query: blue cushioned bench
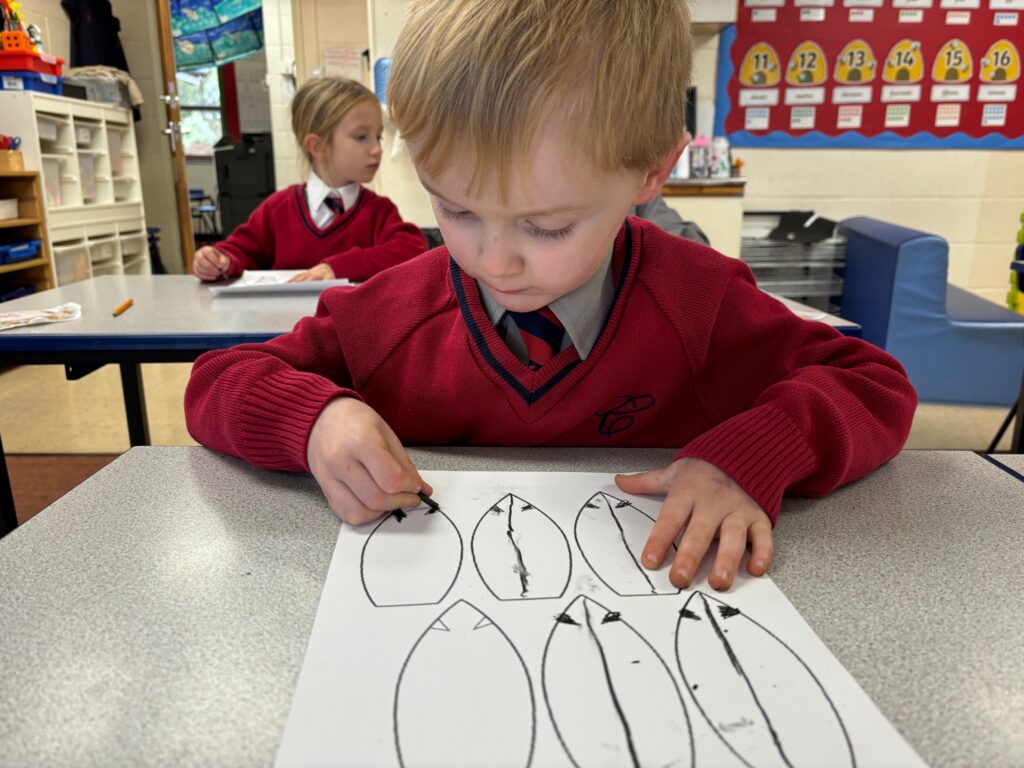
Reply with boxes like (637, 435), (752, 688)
(839, 217), (1024, 406)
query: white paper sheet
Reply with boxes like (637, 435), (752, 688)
(276, 471), (927, 768)
(209, 270), (353, 295)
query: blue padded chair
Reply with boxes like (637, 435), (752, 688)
(839, 217), (1024, 406)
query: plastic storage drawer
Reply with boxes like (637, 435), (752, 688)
(0, 239), (40, 264)
(52, 242), (91, 284)
(0, 71), (63, 94)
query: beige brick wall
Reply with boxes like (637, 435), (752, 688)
(18, 0), (70, 62)
(263, 0), (301, 189)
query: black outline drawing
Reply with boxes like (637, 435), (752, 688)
(471, 493), (572, 601)
(360, 506), (464, 607)
(542, 594), (693, 768)
(573, 491), (679, 596)
(394, 600), (536, 768)
(676, 591), (856, 768)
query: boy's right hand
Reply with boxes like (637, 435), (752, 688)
(307, 397), (432, 525)
(193, 246), (231, 281)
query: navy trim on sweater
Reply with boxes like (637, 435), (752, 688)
(451, 220), (635, 406)
(293, 184), (367, 240)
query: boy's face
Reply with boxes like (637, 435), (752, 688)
(414, 122), (668, 313)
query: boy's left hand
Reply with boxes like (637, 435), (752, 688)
(615, 458), (773, 592)
(289, 263), (336, 282)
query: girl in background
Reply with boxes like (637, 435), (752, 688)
(193, 77), (426, 282)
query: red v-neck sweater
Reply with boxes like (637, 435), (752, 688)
(185, 218), (917, 521)
(213, 185), (427, 281)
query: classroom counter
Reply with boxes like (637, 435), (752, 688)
(0, 447), (1021, 767)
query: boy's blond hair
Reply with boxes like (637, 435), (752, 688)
(389, 0), (693, 193)
(291, 77), (379, 164)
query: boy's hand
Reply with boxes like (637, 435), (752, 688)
(615, 458), (773, 592)
(193, 246), (231, 281)
(307, 397), (431, 525)
(288, 263), (336, 282)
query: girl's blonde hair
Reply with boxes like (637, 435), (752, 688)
(291, 77), (379, 165)
(388, 0), (693, 194)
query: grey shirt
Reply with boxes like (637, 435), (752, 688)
(632, 195), (710, 247)
(478, 247), (614, 364)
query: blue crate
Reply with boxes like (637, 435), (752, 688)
(0, 70), (63, 95)
(0, 284), (34, 303)
(0, 239), (41, 264)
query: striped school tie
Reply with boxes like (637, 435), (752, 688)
(325, 196), (345, 215)
(507, 307), (565, 370)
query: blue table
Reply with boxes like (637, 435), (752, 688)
(0, 275), (322, 534)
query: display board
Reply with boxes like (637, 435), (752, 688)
(171, 1), (265, 71)
(714, 0), (1024, 148)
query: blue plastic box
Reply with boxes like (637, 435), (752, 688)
(0, 239), (41, 264)
(0, 71), (63, 95)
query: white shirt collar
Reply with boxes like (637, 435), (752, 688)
(306, 171), (360, 223)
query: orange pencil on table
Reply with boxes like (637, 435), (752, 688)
(112, 298), (134, 317)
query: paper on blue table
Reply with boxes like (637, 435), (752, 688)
(209, 270), (353, 295)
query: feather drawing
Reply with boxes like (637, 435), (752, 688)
(360, 505), (463, 607)
(471, 493), (572, 600)
(676, 591), (856, 768)
(394, 600), (535, 768)
(542, 595), (693, 768)
(574, 491), (678, 596)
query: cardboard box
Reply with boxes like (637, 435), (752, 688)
(0, 150), (24, 171)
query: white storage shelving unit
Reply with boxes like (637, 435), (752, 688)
(0, 91), (150, 285)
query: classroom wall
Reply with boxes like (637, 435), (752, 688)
(262, 0), (301, 188)
(740, 150), (1023, 305)
(112, 0), (184, 273)
(235, 53), (273, 134)
(693, 34), (1024, 305)
(18, 0), (69, 62)
(19, 1), (185, 273)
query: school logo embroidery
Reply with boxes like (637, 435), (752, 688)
(594, 395), (656, 438)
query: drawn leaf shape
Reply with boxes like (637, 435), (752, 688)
(360, 507), (463, 607)
(542, 595), (693, 768)
(574, 491), (678, 596)
(395, 600), (535, 768)
(676, 591), (855, 768)
(472, 493), (571, 600)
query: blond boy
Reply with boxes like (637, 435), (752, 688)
(186, 0), (916, 590)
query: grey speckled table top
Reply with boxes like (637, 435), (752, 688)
(0, 447), (1021, 767)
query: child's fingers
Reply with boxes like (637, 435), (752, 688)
(337, 460), (421, 513)
(708, 515), (750, 591)
(670, 508), (718, 588)
(356, 438), (422, 506)
(287, 271), (312, 283)
(381, 427), (432, 497)
(615, 466), (672, 496)
(321, 476), (386, 526)
(747, 517), (773, 576)
(641, 486), (694, 572)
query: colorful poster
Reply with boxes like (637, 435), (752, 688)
(715, 0), (1024, 147)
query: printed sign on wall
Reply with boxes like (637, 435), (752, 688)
(715, 0), (1024, 147)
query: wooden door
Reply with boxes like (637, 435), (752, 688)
(153, 0), (196, 273)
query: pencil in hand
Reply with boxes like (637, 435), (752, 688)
(112, 298), (134, 317)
